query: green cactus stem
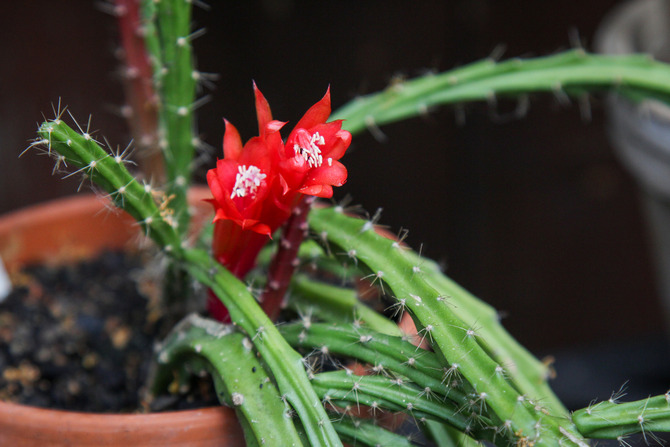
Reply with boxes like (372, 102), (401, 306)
(157, 315), (423, 447)
(311, 370), (501, 443)
(332, 51), (670, 137)
(156, 314), (304, 446)
(331, 418), (416, 447)
(288, 275), (400, 336)
(280, 323), (471, 405)
(308, 206), (587, 446)
(398, 242), (567, 418)
(572, 392), (670, 442)
(140, 0), (199, 233)
(35, 119), (181, 251)
(181, 248), (343, 446)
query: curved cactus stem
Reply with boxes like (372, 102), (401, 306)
(308, 206), (586, 446)
(157, 316), (429, 447)
(398, 247), (567, 418)
(311, 370), (500, 442)
(332, 51), (670, 137)
(424, 423), (482, 447)
(332, 418), (417, 446)
(155, 314), (304, 446)
(180, 248), (343, 447)
(289, 275), (400, 335)
(573, 393), (670, 441)
(285, 274), (473, 447)
(35, 119), (182, 251)
(280, 323), (470, 406)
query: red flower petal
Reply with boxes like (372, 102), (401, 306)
(253, 82), (273, 137)
(293, 87), (331, 131)
(323, 129), (352, 160)
(222, 119), (243, 160)
(298, 184), (333, 198)
(213, 206), (242, 225)
(206, 169), (226, 204)
(240, 219), (272, 236)
(265, 120), (286, 134)
(238, 137), (275, 171)
(302, 160), (348, 188)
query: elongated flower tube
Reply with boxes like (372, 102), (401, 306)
(206, 84), (351, 321)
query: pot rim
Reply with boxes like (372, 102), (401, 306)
(0, 188), (244, 446)
(0, 400), (239, 446)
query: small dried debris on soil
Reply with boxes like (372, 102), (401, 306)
(0, 251), (216, 412)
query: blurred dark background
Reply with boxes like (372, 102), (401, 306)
(2, 0), (668, 412)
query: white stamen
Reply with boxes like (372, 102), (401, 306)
(230, 165), (266, 199)
(294, 131), (325, 168)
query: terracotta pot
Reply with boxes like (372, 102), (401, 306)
(0, 188), (245, 446)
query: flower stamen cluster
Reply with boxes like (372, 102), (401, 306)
(294, 130), (325, 168)
(230, 165), (266, 199)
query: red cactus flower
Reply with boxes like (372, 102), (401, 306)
(206, 84), (351, 321)
(275, 87), (351, 199)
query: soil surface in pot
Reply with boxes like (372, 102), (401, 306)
(0, 251), (218, 413)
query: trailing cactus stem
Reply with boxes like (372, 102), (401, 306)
(311, 370), (500, 443)
(332, 51), (670, 137)
(308, 206), (587, 445)
(288, 275), (400, 335)
(35, 119), (181, 251)
(180, 248), (342, 447)
(114, 0), (160, 178)
(280, 323), (471, 406)
(158, 317), (426, 447)
(155, 315), (303, 446)
(331, 418), (416, 447)
(399, 244), (567, 417)
(573, 393), (670, 441)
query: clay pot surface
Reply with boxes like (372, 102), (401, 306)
(0, 403), (241, 447)
(0, 188), (245, 446)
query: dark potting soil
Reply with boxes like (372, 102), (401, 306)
(0, 251), (218, 413)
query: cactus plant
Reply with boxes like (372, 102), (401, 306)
(10, 1), (670, 446)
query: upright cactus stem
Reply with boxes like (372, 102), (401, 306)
(140, 0), (199, 234)
(261, 197), (315, 320)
